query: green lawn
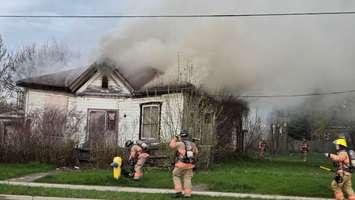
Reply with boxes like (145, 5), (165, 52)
(0, 162), (54, 180)
(0, 184), (257, 200)
(37, 153), (338, 198)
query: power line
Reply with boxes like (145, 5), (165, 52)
(238, 89), (355, 98)
(0, 11), (355, 19)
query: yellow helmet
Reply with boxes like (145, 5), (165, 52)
(334, 138), (348, 147)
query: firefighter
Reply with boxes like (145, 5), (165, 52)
(258, 139), (267, 160)
(125, 140), (150, 180)
(325, 137), (355, 200)
(300, 138), (310, 162)
(169, 129), (199, 198)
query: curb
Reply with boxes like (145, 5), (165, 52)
(0, 181), (333, 200)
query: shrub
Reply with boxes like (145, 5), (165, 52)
(0, 107), (83, 166)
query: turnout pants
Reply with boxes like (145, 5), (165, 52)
(173, 167), (193, 197)
(331, 172), (355, 200)
(134, 153), (149, 180)
(259, 149), (265, 159)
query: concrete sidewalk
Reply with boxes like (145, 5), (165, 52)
(0, 180), (333, 200)
(0, 194), (100, 200)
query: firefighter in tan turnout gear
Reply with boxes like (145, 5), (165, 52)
(169, 129), (199, 198)
(325, 137), (355, 200)
(258, 139), (267, 160)
(300, 138), (310, 162)
(125, 140), (149, 180)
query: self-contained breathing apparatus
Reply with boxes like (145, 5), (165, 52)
(335, 133), (355, 174)
(331, 136), (353, 184)
(174, 130), (198, 164)
(177, 140), (196, 164)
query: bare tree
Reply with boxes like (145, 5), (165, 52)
(0, 34), (81, 112)
(13, 40), (81, 80)
(0, 35), (16, 100)
(243, 111), (265, 153)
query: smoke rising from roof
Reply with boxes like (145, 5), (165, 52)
(95, 0), (355, 112)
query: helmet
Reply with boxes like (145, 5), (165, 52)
(334, 138), (348, 147)
(125, 140), (134, 148)
(140, 142), (148, 150)
(180, 129), (189, 138)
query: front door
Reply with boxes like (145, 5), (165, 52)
(88, 109), (118, 148)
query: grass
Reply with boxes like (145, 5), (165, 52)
(0, 184), (258, 200)
(0, 162), (54, 180)
(36, 153), (338, 198)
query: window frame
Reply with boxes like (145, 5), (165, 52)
(139, 102), (162, 140)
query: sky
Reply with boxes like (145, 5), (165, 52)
(1, 0), (355, 115)
(1, 0), (354, 50)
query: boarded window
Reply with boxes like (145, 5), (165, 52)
(140, 103), (161, 140)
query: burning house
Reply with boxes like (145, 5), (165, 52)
(16, 60), (248, 163)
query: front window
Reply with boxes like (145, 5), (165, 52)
(140, 103), (161, 140)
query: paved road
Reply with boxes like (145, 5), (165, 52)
(0, 181), (333, 200)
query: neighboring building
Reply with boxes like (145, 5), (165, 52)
(16, 61), (247, 160)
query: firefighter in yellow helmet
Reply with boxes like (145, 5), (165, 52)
(325, 137), (355, 200)
(169, 129), (198, 198)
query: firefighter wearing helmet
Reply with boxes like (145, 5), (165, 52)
(125, 140), (149, 180)
(325, 137), (355, 200)
(258, 139), (267, 160)
(300, 138), (310, 162)
(169, 129), (199, 198)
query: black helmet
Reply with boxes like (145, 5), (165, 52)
(125, 140), (134, 148)
(180, 129), (189, 138)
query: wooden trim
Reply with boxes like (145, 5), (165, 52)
(70, 66), (98, 92)
(112, 69), (135, 93)
(70, 62), (135, 95)
(139, 102), (162, 140)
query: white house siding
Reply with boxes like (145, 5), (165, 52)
(118, 93), (184, 146)
(67, 96), (121, 145)
(24, 88), (184, 147)
(25, 89), (70, 113)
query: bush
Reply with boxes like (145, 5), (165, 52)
(90, 142), (126, 169)
(0, 107), (83, 166)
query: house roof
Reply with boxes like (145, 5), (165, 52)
(16, 68), (86, 92)
(16, 61), (195, 96)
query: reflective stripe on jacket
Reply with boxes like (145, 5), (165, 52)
(330, 150), (351, 173)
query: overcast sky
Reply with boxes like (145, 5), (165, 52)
(2, 1), (355, 114)
(1, 0), (354, 51)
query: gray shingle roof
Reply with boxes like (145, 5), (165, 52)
(16, 68), (86, 92)
(16, 62), (188, 94)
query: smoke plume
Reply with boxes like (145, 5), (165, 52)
(95, 0), (355, 113)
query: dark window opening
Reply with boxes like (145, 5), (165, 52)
(102, 76), (108, 89)
(140, 103), (161, 140)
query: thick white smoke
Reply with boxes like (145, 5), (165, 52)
(94, 0), (355, 115)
